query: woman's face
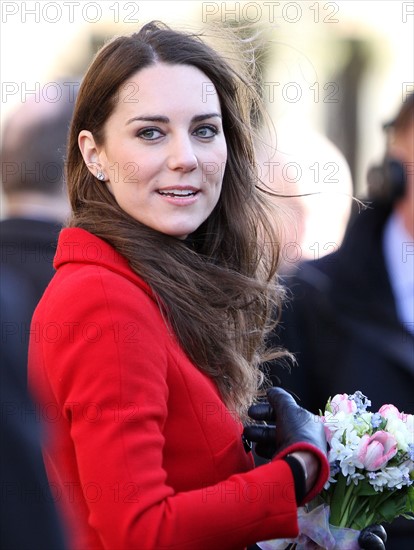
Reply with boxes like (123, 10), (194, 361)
(82, 63), (227, 239)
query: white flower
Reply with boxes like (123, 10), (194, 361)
(367, 471), (386, 491)
(382, 466), (412, 489)
(324, 410), (351, 436)
(329, 437), (352, 463)
(349, 471), (365, 485)
(389, 417), (413, 451)
(324, 462), (341, 489)
(344, 429), (361, 450)
(379, 406), (414, 451)
(340, 453), (364, 477)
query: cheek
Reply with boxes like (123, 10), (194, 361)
(208, 168), (225, 192)
(109, 157), (152, 187)
(210, 147), (227, 185)
(123, 152), (161, 184)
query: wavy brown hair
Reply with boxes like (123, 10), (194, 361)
(66, 21), (285, 417)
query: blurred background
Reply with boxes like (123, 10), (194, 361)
(1, 0), (413, 257)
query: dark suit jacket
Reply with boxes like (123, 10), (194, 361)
(1, 228), (67, 549)
(269, 204), (414, 549)
(1, 217), (61, 378)
(1, 217), (61, 303)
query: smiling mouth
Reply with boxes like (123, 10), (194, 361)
(157, 189), (199, 198)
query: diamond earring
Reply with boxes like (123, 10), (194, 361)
(96, 171), (105, 181)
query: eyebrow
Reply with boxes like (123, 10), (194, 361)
(126, 113), (222, 125)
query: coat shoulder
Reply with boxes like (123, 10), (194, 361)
(35, 260), (160, 332)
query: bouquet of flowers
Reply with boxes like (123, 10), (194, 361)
(259, 391), (414, 550)
(319, 391), (414, 529)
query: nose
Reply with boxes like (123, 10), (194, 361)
(167, 134), (198, 172)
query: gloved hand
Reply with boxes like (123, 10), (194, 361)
(243, 398), (277, 459)
(358, 525), (387, 549)
(243, 387), (327, 460)
(243, 387), (329, 502)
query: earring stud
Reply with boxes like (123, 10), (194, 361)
(96, 171), (105, 181)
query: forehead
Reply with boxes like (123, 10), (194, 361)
(113, 63), (221, 117)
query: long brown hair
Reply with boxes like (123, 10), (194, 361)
(66, 21), (284, 417)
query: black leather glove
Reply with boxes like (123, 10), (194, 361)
(243, 387), (327, 459)
(243, 400), (277, 459)
(244, 387), (329, 503)
(358, 525), (387, 549)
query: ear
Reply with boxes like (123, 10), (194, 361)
(78, 130), (107, 180)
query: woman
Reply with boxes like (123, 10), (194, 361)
(29, 21), (329, 549)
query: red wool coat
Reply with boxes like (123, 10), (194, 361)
(29, 228), (327, 550)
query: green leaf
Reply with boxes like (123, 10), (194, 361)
(354, 481), (378, 497)
(328, 475), (348, 526)
(351, 512), (370, 531)
(377, 498), (400, 523)
(374, 489), (413, 524)
(378, 417), (387, 430)
(408, 485), (414, 514)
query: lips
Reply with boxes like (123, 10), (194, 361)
(157, 187), (199, 198)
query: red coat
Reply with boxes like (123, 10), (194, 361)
(29, 228), (328, 550)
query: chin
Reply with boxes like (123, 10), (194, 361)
(166, 226), (196, 240)
(159, 228), (191, 240)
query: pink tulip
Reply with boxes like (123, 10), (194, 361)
(379, 404), (404, 421)
(330, 394), (357, 415)
(357, 431), (398, 471)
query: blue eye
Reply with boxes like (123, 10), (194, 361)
(194, 125), (218, 138)
(137, 128), (163, 140)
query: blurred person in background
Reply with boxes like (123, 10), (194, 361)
(0, 81), (77, 550)
(268, 93), (414, 549)
(256, 124), (353, 275)
(1, 81), (77, 374)
(1, 294), (68, 549)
